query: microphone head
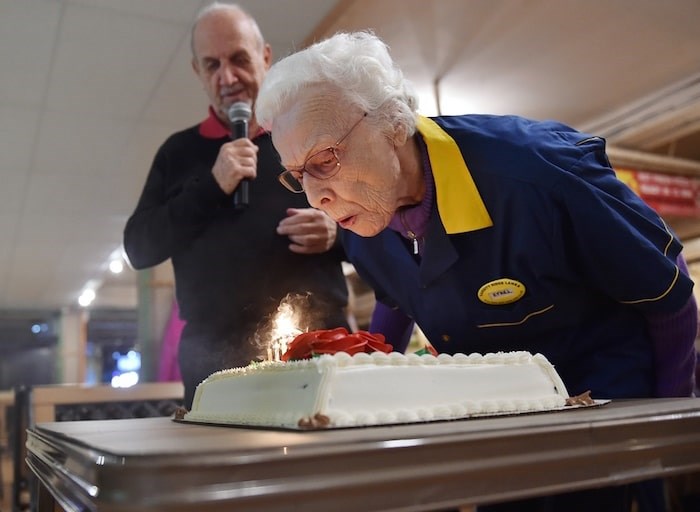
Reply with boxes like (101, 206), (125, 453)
(228, 101), (252, 123)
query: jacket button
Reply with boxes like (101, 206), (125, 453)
(441, 334), (450, 342)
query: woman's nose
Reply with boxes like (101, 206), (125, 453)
(303, 179), (330, 209)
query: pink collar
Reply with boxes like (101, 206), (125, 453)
(198, 106), (266, 140)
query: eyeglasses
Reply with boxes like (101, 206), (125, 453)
(278, 113), (368, 193)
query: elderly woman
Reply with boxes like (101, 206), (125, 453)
(256, 30), (696, 512)
(255, 32), (696, 401)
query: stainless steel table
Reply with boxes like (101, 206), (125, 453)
(26, 398), (700, 511)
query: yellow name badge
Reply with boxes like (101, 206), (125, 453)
(478, 279), (526, 305)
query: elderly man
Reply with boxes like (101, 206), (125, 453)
(124, 3), (350, 409)
(256, 31), (697, 511)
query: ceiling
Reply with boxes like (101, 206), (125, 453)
(1, 0), (700, 314)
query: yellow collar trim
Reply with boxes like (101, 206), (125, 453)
(417, 116), (492, 234)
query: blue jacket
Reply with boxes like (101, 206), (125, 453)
(342, 114), (693, 398)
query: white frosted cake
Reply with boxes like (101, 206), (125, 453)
(183, 350), (572, 430)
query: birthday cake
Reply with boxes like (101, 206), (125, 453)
(183, 328), (575, 430)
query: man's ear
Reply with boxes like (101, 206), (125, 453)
(263, 43), (272, 70)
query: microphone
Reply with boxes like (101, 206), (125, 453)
(227, 101), (252, 209)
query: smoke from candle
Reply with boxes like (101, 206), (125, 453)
(253, 293), (311, 361)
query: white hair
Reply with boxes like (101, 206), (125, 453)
(256, 31), (419, 136)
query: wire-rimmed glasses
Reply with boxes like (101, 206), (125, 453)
(278, 113), (368, 193)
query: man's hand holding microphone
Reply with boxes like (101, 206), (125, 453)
(211, 101), (256, 208)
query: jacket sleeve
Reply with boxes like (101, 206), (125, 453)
(552, 137), (694, 315)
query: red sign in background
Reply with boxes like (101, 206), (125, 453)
(615, 168), (700, 217)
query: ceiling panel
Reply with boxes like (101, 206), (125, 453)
(0, 0), (62, 106)
(23, 173), (125, 220)
(0, 213), (19, 260)
(0, 167), (27, 216)
(0, 105), (39, 174)
(139, 38), (210, 126)
(46, 2), (188, 119)
(32, 113), (132, 178)
(66, 0), (203, 23)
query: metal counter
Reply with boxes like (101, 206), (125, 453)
(26, 398), (700, 511)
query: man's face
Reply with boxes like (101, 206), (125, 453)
(191, 10), (271, 124)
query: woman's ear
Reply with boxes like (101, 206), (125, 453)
(391, 120), (409, 147)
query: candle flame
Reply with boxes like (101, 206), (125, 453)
(267, 302), (303, 361)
